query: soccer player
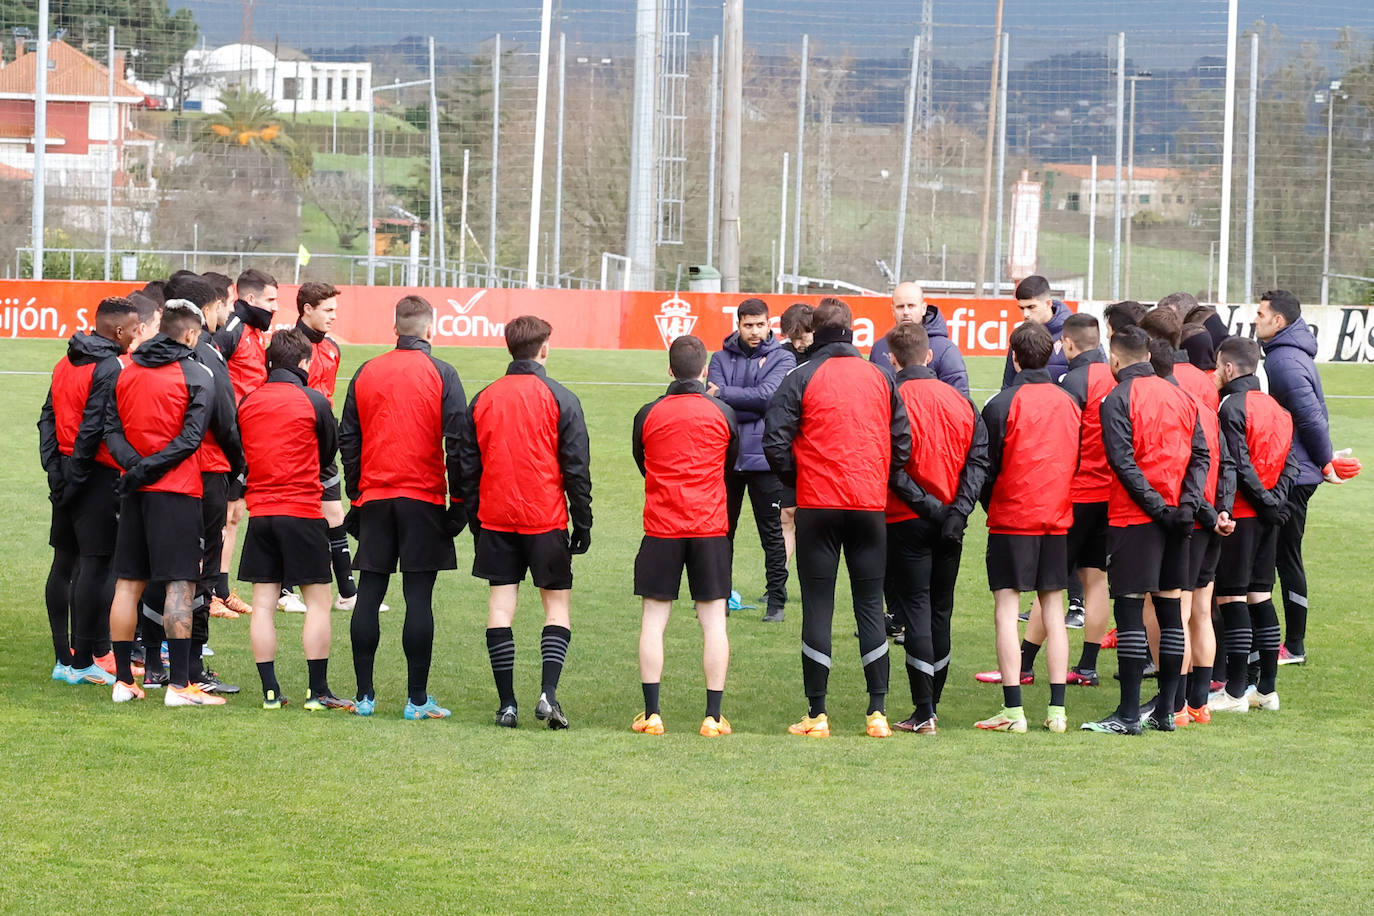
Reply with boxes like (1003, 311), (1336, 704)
(462, 315), (592, 730)
(884, 322), (988, 734)
(104, 301), (221, 706)
(1102, 300), (1146, 335)
(238, 329), (353, 711)
(1001, 276), (1073, 387)
(630, 335), (739, 737)
(1083, 326), (1207, 735)
(975, 322), (1081, 734)
(763, 298), (910, 739)
(1208, 337), (1298, 713)
(707, 299), (794, 622)
(1254, 290), (1360, 665)
(38, 296), (141, 685)
(779, 302), (814, 365)
(870, 282), (970, 395)
(340, 295), (467, 719)
(293, 281), (363, 614)
(1140, 307), (1219, 411)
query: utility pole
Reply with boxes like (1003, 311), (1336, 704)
(993, 31), (1009, 293)
(791, 34), (808, 294)
(720, 0), (743, 292)
(974, 0), (1004, 295)
(1244, 31), (1258, 304)
(706, 35), (720, 267)
(1111, 33), (1125, 300)
(625, 0), (658, 290)
(526, 0), (554, 288)
(32, 0), (50, 279)
(1217, 0), (1238, 304)
(103, 26), (115, 281)
(553, 32), (566, 287)
(488, 34), (501, 284)
(893, 35), (920, 285)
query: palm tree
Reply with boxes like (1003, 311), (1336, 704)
(199, 87), (313, 184)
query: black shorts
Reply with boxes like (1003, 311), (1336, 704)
(1189, 528), (1222, 590)
(49, 465), (119, 557)
(1214, 516), (1279, 595)
(779, 481), (797, 510)
(633, 535), (732, 601)
(353, 497), (457, 573)
(473, 527), (573, 589)
(113, 491), (203, 583)
(1106, 522), (1191, 597)
(986, 533), (1069, 593)
(1066, 501), (1108, 572)
(238, 515), (333, 587)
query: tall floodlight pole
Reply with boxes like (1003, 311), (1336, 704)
(993, 30), (1009, 292)
(367, 82), (376, 284)
(551, 33), (566, 287)
(32, 0), (50, 279)
(721, 0), (743, 292)
(526, 0), (554, 288)
(1217, 0), (1238, 304)
(104, 26), (116, 281)
(1244, 31), (1258, 304)
(488, 34), (502, 283)
(974, 0), (1004, 295)
(777, 153), (789, 293)
(428, 36), (438, 281)
(1087, 155), (1098, 299)
(625, 0), (658, 290)
(705, 34), (720, 267)
(893, 35), (920, 285)
(1124, 75), (1139, 298)
(459, 147), (470, 284)
(1111, 33), (1125, 300)
(790, 34), (808, 293)
(1319, 81), (1343, 306)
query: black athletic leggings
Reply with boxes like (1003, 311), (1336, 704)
(350, 570), (437, 705)
(886, 518), (961, 713)
(1275, 483), (1316, 653)
(796, 508), (889, 703)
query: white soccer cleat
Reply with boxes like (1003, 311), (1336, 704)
(278, 592), (307, 614)
(1208, 690), (1249, 713)
(1249, 690), (1280, 711)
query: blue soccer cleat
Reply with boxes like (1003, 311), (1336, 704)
(65, 663), (116, 686)
(353, 695), (376, 717)
(403, 696), (451, 720)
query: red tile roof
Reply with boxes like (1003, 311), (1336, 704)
(0, 40), (143, 100)
(1043, 162), (1185, 182)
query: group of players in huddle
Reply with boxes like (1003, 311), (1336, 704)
(37, 268), (1357, 737)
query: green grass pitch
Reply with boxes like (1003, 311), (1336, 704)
(2, 340), (1372, 913)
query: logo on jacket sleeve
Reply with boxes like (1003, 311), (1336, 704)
(654, 297), (696, 350)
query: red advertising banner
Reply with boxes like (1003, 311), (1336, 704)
(0, 279), (1056, 358)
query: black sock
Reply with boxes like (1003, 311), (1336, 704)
(867, 692), (885, 715)
(642, 681), (660, 716)
(486, 627), (516, 707)
(1220, 600), (1251, 698)
(1020, 639), (1040, 674)
(917, 700), (936, 723)
(113, 639), (134, 683)
(400, 571), (436, 706)
(540, 624), (571, 702)
(1188, 665), (1212, 708)
(1174, 671), (1188, 713)
(706, 689), (723, 720)
(808, 695), (826, 718)
(189, 641), (205, 682)
(1002, 685), (1022, 708)
(215, 572), (230, 599)
(168, 637), (192, 689)
(1251, 598), (1281, 694)
(350, 572), (387, 701)
(328, 526), (357, 599)
(307, 657), (329, 697)
(1050, 683), (1066, 707)
(1114, 596), (1147, 721)
(1077, 641), (1101, 671)
(257, 660), (279, 696)
(1153, 595), (1185, 722)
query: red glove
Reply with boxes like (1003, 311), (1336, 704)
(1323, 449), (1362, 483)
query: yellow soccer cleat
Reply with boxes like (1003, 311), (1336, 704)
(787, 713), (830, 738)
(631, 712), (665, 735)
(865, 711), (893, 738)
(699, 716), (732, 737)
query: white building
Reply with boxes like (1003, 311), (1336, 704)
(171, 43), (372, 115)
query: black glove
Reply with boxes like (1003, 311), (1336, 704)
(442, 503), (466, 538)
(569, 525), (592, 555)
(116, 465), (148, 498)
(940, 511), (968, 544)
(343, 506), (361, 538)
(924, 503), (951, 526)
(228, 473), (247, 501)
(1163, 505), (1194, 534)
(1194, 503), (1218, 531)
(46, 464), (67, 506)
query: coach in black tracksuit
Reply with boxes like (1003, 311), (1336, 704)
(764, 299), (911, 738)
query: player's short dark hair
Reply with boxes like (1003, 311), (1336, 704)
(1061, 313), (1100, 350)
(1184, 303), (1216, 326)
(1148, 337), (1176, 377)
(886, 322), (930, 369)
(201, 271), (232, 302)
(236, 268), (277, 297)
(736, 298), (768, 321)
(780, 302), (813, 338)
(1110, 325), (1150, 362)
(1104, 300), (1147, 333)
(168, 269), (199, 285)
(394, 295), (433, 336)
(505, 314), (553, 360)
(814, 297), (852, 331)
(1155, 291), (1198, 314)
(159, 299), (202, 339)
(167, 276), (218, 310)
(297, 281), (340, 315)
(1014, 275), (1051, 301)
(1217, 336), (1260, 374)
(1139, 307), (1183, 348)
(1010, 321), (1053, 370)
(267, 327), (313, 371)
(128, 291), (161, 324)
(141, 279), (167, 305)
(95, 296), (136, 320)
(668, 334), (708, 381)
(1261, 289), (1301, 326)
